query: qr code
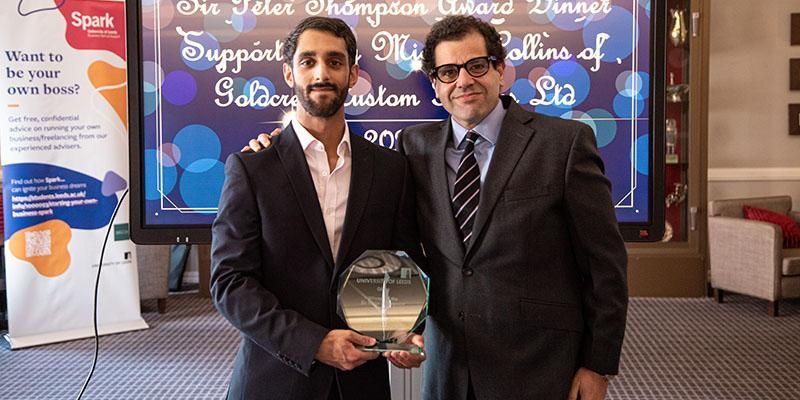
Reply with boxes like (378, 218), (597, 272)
(25, 229), (52, 257)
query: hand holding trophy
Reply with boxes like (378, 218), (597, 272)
(338, 250), (429, 354)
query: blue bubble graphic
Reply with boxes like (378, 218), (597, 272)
(145, 149), (177, 200)
(245, 76), (276, 110)
(511, 79), (536, 105)
(143, 80), (157, 94)
(634, 72), (650, 99)
(231, 11), (257, 33)
(402, 39), (423, 64)
(180, 160), (225, 208)
(562, 111), (594, 132)
(545, 60), (590, 107)
(173, 124), (222, 170)
(582, 6), (636, 63)
(505, 36), (525, 67)
(621, 72), (642, 97)
(633, 134), (649, 175)
(386, 61), (413, 80)
(536, 103), (571, 117)
(548, 4), (597, 31)
(586, 108), (618, 148)
(346, 90), (372, 116)
(232, 77), (248, 98)
(185, 158), (218, 174)
(613, 93), (644, 118)
(143, 90), (158, 116)
(638, 0), (651, 17)
(180, 31), (220, 71)
(162, 70), (197, 106)
(626, 72), (649, 98)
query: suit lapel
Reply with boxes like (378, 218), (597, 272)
(334, 134), (373, 276)
(275, 125), (335, 268)
(430, 121), (466, 263)
(466, 100), (536, 257)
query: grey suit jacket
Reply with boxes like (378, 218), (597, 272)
(398, 96), (628, 400)
(211, 125), (420, 400)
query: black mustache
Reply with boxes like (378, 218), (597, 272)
(307, 83), (338, 91)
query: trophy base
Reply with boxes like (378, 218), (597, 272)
(665, 153), (679, 164)
(358, 343), (424, 354)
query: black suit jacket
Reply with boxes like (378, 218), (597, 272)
(211, 125), (420, 400)
(398, 97), (628, 400)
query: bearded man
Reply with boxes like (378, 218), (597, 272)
(210, 16), (425, 400)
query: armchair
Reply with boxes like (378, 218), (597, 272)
(136, 244), (170, 313)
(707, 196), (800, 316)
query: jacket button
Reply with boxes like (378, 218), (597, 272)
(462, 268), (473, 277)
(458, 311), (464, 320)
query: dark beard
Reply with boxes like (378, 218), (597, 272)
(295, 82), (348, 118)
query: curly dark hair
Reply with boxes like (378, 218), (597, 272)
(282, 17), (357, 67)
(421, 16), (506, 76)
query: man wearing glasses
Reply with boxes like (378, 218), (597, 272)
(245, 15), (627, 400)
(397, 16), (628, 400)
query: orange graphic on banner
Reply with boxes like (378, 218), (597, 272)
(88, 61), (128, 129)
(9, 220), (73, 277)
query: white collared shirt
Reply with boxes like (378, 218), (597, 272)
(292, 119), (352, 260)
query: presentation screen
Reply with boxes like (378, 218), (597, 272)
(127, 0), (665, 243)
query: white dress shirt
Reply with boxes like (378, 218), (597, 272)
(292, 119), (351, 260)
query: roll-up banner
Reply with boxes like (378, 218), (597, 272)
(1, 0), (147, 349)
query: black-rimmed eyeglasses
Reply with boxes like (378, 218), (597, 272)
(429, 56), (498, 84)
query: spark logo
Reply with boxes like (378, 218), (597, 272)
(70, 11), (115, 31)
(57, 0), (126, 60)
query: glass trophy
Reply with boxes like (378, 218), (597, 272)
(665, 118), (679, 164)
(666, 73), (690, 103)
(337, 250), (429, 353)
(669, 8), (688, 47)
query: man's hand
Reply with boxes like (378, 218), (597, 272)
(240, 128), (281, 153)
(567, 367), (609, 400)
(315, 329), (380, 371)
(383, 333), (426, 369)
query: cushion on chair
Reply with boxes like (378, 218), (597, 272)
(784, 257), (800, 276)
(743, 206), (800, 248)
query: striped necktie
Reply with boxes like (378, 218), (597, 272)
(452, 130), (481, 246)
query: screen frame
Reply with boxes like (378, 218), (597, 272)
(619, 0), (665, 242)
(127, 0), (666, 244)
(127, 0), (211, 244)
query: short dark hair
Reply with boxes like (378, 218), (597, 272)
(421, 16), (506, 76)
(282, 17), (358, 67)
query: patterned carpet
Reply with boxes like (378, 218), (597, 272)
(609, 295), (800, 400)
(0, 292), (237, 400)
(1, 293), (799, 399)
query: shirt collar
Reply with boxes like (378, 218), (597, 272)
(292, 119), (351, 154)
(450, 99), (506, 149)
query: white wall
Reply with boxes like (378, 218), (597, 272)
(708, 0), (800, 203)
